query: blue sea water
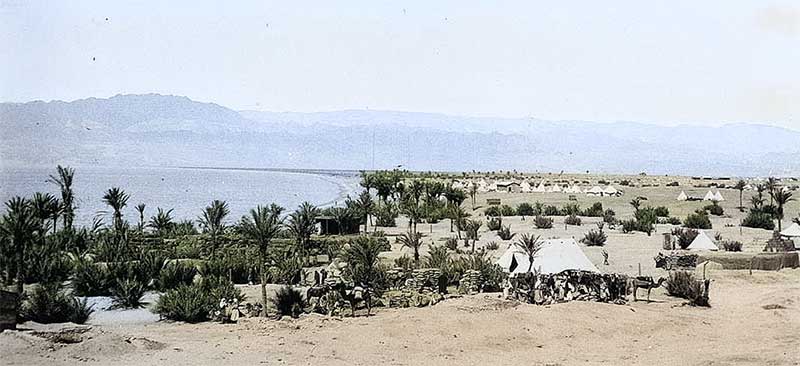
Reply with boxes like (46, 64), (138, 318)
(0, 166), (360, 227)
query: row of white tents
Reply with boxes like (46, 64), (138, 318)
(454, 180), (621, 196)
(675, 190), (725, 201)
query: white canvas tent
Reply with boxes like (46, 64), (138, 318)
(779, 222), (800, 237)
(713, 191), (725, 201)
(676, 191), (688, 201)
(533, 182), (547, 193)
(586, 186), (604, 196)
(703, 190), (716, 201)
(687, 231), (719, 251)
(549, 184), (563, 193)
(496, 238), (600, 275)
(603, 186), (619, 196)
(520, 181), (532, 193)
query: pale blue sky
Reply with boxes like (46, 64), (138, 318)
(1, 1), (799, 129)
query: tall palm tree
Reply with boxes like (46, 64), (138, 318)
(359, 171), (375, 196)
(198, 200), (230, 257)
(397, 229), (424, 263)
(766, 177), (778, 206)
(31, 192), (57, 235)
(515, 233), (543, 273)
(343, 235), (384, 287)
(102, 187), (130, 232)
(400, 198), (425, 234)
(771, 190), (794, 231)
(448, 203), (468, 239)
(47, 165), (75, 230)
(47, 197), (61, 235)
(468, 182), (478, 210)
(352, 191), (374, 232)
(629, 197), (642, 213)
(240, 204), (284, 317)
(286, 202), (319, 254)
(135, 203), (146, 231)
(0, 197), (36, 297)
(733, 180), (746, 209)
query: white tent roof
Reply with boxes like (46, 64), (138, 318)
(496, 238), (600, 275)
(549, 185), (562, 193)
(586, 186), (604, 195)
(687, 231), (719, 251)
(676, 191), (688, 201)
(533, 182), (546, 192)
(520, 181), (532, 192)
(713, 191), (725, 201)
(780, 222), (800, 237)
(703, 190), (716, 201)
(603, 186), (618, 195)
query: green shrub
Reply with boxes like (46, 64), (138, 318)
(450, 251), (505, 291)
(137, 250), (167, 286)
(71, 258), (112, 296)
(602, 209), (617, 224)
(486, 217), (502, 231)
(721, 240), (743, 252)
(111, 278), (147, 309)
(154, 284), (210, 322)
(202, 276), (245, 304)
(671, 228), (698, 250)
(516, 203), (535, 216)
(500, 205), (516, 217)
(562, 203), (581, 216)
(375, 203), (398, 227)
(704, 202), (724, 216)
(485, 241), (500, 250)
(543, 205), (561, 216)
(272, 285), (305, 318)
(654, 206), (670, 217)
(583, 202), (604, 217)
(21, 283), (94, 324)
(497, 225), (516, 240)
(580, 224), (607, 246)
(394, 255), (416, 270)
(564, 214), (582, 226)
(157, 261), (197, 291)
(665, 217), (682, 225)
(666, 271), (710, 306)
(534, 215), (553, 229)
(741, 211), (774, 230)
(685, 210), (712, 229)
(444, 237), (458, 251)
(484, 206), (502, 217)
(620, 219), (639, 233)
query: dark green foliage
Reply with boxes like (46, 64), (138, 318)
(580, 224), (607, 246)
(201, 275), (245, 304)
(583, 202), (604, 217)
(620, 219), (639, 233)
(444, 237), (458, 251)
(450, 251), (505, 291)
(704, 202), (724, 216)
(266, 250), (302, 285)
(671, 228), (698, 250)
(484, 206), (502, 217)
(486, 217), (502, 231)
(516, 203), (535, 217)
(374, 202), (398, 227)
(157, 261), (197, 291)
(721, 240), (743, 252)
(500, 205), (516, 217)
(534, 215), (553, 229)
(485, 241), (500, 250)
(272, 286), (305, 318)
(741, 211), (774, 230)
(71, 258), (112, 296)
(684, 210), (712, 229)
(110, 278), (146, 309)
(394, 255), (416, 270)
(562, 203), (581, 216)
(199, 253), (255, 285)
(342, 235), (385, 287)
(663, 217), (682, 225)
(497, 225), (516, 240)
(21, 283), (94, 324)
(154, 284), (210, 322)
(564, 214), (582, 226)
(543, 205), (561, 216)
(654, 206), (670, 217)
(666, 271), (710, 306)
(602, 208), (617, 224)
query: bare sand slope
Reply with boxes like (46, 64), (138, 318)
(3, 270), (799, 366)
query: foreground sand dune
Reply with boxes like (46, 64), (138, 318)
(3, 269), (798, 366)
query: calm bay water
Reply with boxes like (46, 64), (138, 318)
(0, 166), (359, 227)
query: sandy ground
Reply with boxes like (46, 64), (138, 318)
(3, 269), (799, 366)
(3, 186), (799, 365)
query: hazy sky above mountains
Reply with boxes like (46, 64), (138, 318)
(2, 1), (799, 130)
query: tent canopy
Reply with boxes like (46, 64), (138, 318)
(780, 222), (800, 237)
(687, 231), (719, 251)
(496, 238), (600, 275)
(703, 191), (716, 201)
(603, 186), (618, 195)
(676, 191), (688, 201)
(713, 191), (725, 201)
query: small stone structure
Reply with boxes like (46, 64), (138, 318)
(509, 271), (629, 305)
(654, 252), (699, 270)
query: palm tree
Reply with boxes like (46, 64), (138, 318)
(750, 195), (765, 211)
(47, 197), (61, 235)
(462, 219), (482, 253)
(629, 197), (642, 213)
(766, 177), (778, 206)
(397, 229), (424, 263)
(733, 180), (746, 209)
(352, 191), (374, 232)
(771, 189), (794, 231)
(468, 182), (478, 210)
(31, 192), (56, 235)
(0, 197), (36, 298)
(359, 171), (375, 196)
(286, 202), (319, 254)
(102, 187), (130, 232)
(343, 235), (384, 287)
(47, 165), (75, 230)
(514, 233), (543, 273)
(198, 200), (230, 257)
(240, 204), (284, 317)
(400, 198), (425, 234)
(448, 203), (468, 239)
(148, 208), (175, 236)
(135, 203), (146, 231)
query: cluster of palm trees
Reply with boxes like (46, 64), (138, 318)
(745, 178), (794, 231)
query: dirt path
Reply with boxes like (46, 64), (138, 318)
(3, 270), (798, 366)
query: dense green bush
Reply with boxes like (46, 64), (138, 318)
(374, 203), (398, 227)
(654, 206), (670, 217)
(157, 261), (197, 291)
(721, 240), (743, 252)
(534, 215), (553, 229)
(564, 214), (582, 226)
(21, 283), (94, 324)
(486, 217), (502, 231)
(500, 205), (516, 217)
(272, 286), (305, 318)
(704, 202), (724, 216)
(543, 205), (561, 216)
(110, 278), (146, 309)
(71, 258), (113, 296)
(583, 202), (604, 217)
(484, 206), (502, 217)
(497, 225), (516, 240)
(154, 284), (211, 322)
(450, 251), (505, 291)
(580, 224), (607, 246)
(516, 203), (535, 216)
(671, 228), (698, 250)
(444, 237), (458, 251)
(666, 271), (710, 306)
(485, 241), (500, 250)
(659, 217), (682, 225)
(741, 211), (774, 230)
(602, 209), (617, 224)
(684, 210), (712, 229)
(562, 203), (581, 216)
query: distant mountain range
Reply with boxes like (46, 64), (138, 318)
(2, 94), (798, 176)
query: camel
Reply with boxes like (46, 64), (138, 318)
(332, 282), (372, 317)
(631, 276), (666, 302)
